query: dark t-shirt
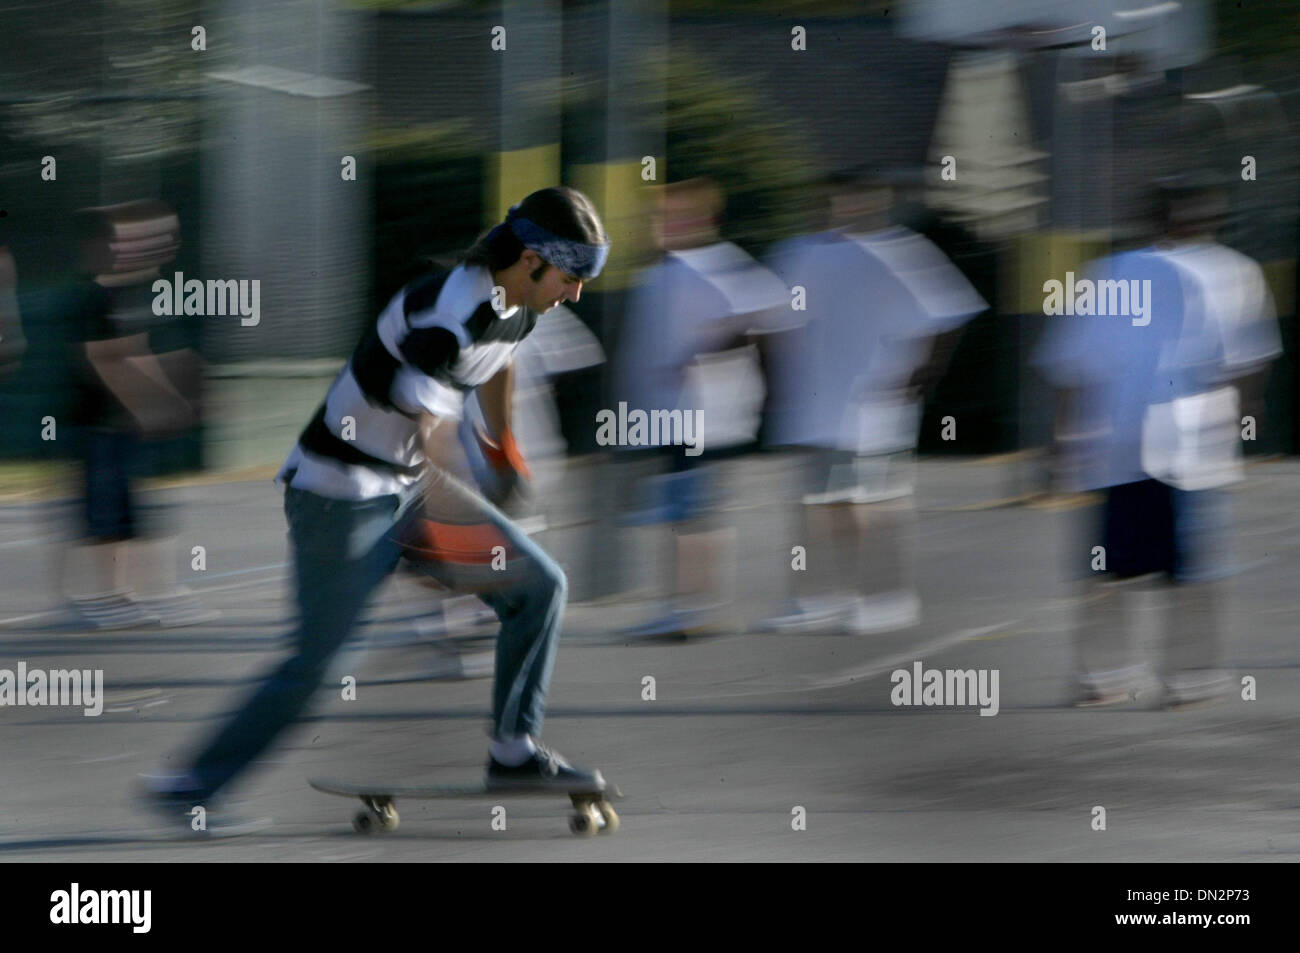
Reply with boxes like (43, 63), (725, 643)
(68, 278), (158, 429)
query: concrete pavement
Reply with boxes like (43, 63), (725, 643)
(0, 455), (1296, 861)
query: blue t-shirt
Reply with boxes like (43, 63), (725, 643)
(763, 227), (984, 451)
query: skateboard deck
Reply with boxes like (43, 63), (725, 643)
(309, 776), (622, 836)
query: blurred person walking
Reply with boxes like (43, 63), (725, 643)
(613, 177), (787, 638)
(62, 201), (213, 629)
(761, 171), (985, 634)
(1034, 175), (1281, 707)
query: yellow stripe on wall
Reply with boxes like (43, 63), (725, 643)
(1008, 231), (1111, 314)
(1261, 261), (1296, 318)
(571, 160), (656, 292)
(487, 145), (561, 225)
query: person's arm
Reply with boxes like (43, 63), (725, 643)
(149, 346), (204, 408)
(1051, 386), (1081, 446)
(412, 412), (491, 529)
(477, 359), (514, 439)
(418, 411), (465, 473)
(474, 359), (531, 485)
(1046, 385), (1094, 492)
(84, 333), (195, 435)
(124, 350), (195, 409)
(0, 248), (25, 376)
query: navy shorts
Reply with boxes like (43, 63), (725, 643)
(1100, 479), (1176, 578)
(1097, 479), (1229, 583)
(78, 428), (141, 541)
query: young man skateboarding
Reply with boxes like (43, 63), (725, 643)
(142, 187), (610, 830)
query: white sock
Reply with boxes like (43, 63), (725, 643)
(490, 734), (537, 766)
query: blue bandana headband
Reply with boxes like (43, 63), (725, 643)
(497, 206), (610, 280)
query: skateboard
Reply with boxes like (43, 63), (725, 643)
(309, 777), (622, 837)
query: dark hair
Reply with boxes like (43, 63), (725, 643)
(72, 200), (179, 275)
(73, 199), (176, 242)
(461, 186), (606, 276)
(1153, 171), (1228, 236)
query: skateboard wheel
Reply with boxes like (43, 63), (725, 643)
(596, 801), (620, 835)
(569, 807), (599, 837)
(377, 805), (400, 832)
(353, 811), (375, 834)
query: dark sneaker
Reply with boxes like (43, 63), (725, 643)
(621, 606), (722, 640)
(135, 779), (271, 839)
(486, 745), (605, 793)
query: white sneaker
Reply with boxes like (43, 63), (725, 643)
(68, 590), (158, 630)
(1075, 665), (1148, 707)
(140, 588), (221, 628)
(844, 591), (921, 635)
(757, 595), (856, 634)
(1164, 671), (1233, 710)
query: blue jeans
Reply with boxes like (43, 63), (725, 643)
(186, 478), (567, 801)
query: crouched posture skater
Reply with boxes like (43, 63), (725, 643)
(143, 187), (610, 827)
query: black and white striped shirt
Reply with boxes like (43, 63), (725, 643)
(277, 263), (537, 500)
